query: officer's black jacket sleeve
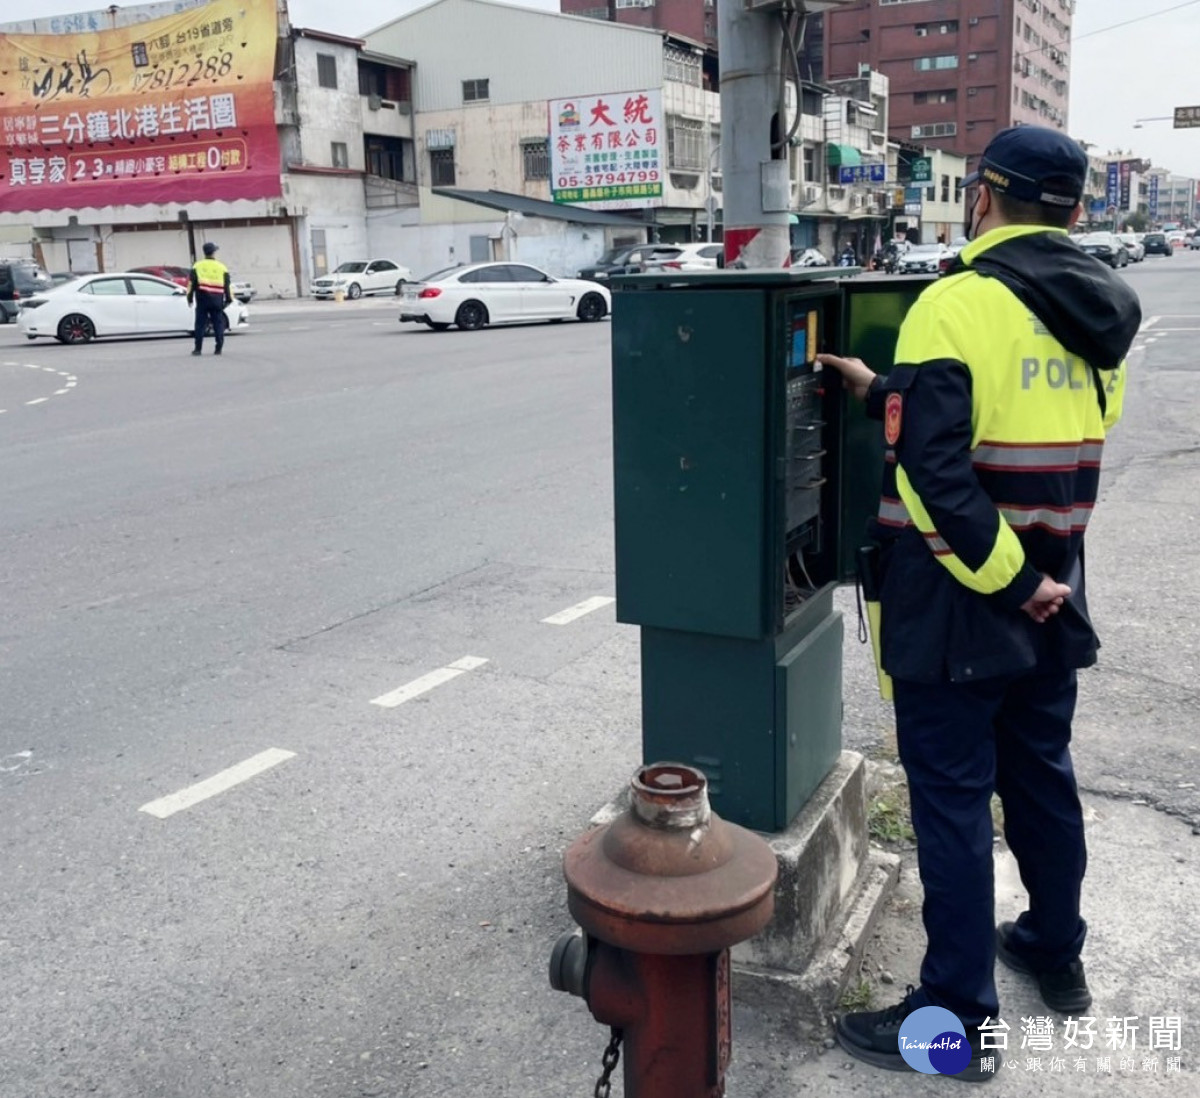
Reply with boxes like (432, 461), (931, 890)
(867, 366), (1042, 610)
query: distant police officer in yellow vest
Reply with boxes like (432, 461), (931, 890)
(818, 126), (1142, 1078)
(188, 241), (233, 356)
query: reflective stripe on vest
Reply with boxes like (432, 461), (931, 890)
(878, 494), (1094, 537)
(971, 439), (1105, 471)
(193, 258), (227, 295)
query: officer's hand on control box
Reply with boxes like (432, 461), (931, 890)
(815, 353), (876, 403)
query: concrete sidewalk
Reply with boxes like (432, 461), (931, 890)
(726, 788), (1198, 1095)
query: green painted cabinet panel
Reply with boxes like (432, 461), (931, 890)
(613, 288), (770, 640)
(836, 280), (932, 580)
(776, 608), (843, 823)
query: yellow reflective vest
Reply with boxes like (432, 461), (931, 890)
(189, 258), (230, 303)
(866, 224), (1141, 683)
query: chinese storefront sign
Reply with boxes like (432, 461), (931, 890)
(838, 163), (886, 186)
(0, 0), (281, 213)
(1148, 173), (1159, 220)
(1106, 162), (1120, 211)
(1118, 159), (1132, 211)
(548, 89), (664, 209)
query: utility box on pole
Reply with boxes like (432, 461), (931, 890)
(611, 269), (927, 832)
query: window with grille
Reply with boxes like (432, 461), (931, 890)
(664, 47), (702, 87)
(429, 148), (456, 186)
(522, 139), (549, 181)
(462, 79), (489, 103)
(911, 122), (958, 139)
(331, 141), (349, 169)
(317, 53), (338, 89)
(667, 116), (705, 172)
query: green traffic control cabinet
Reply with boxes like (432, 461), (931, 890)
(611, 268), (927, 833)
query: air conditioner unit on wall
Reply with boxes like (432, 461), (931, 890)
(368, 94), (382, 111)
(805, 185), (818, 203)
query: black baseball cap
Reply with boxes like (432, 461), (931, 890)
(203, 241), (219, 256)
(962, 126), (1087, 208)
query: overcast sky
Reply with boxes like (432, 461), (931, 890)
(22, 0), (1200, 177)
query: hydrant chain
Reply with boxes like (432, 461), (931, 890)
(594, 1027), (623, 1098)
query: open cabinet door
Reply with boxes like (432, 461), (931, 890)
(836, 277), (933, 584)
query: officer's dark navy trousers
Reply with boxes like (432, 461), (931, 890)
(893, 665), (1088, 1027)
(193, 298), (226, 352)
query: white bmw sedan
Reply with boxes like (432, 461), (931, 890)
(18, 273), (249, 344)
(399, 262), (611, 331)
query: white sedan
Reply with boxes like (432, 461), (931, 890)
(399, 262), (611, 331)
(311, 259), (412, 299)
(18, 272), (249, 345)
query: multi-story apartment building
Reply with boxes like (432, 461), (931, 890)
(822, 0), (1073, 166)
(559, 0), (719, 56)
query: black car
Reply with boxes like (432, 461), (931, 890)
(1142, 232), (1172, 257)
(0, 260), (54, 323)
(1076, 232), (1128, 268)
(577, 244), (680, 282)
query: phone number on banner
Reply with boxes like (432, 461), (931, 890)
(556, 171), (660, 188)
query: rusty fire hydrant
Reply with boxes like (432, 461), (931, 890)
(549, 762), (778, 1098)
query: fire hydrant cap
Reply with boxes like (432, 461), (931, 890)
(563, 763), (778, 955)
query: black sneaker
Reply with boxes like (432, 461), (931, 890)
(836, 986), (997, 1083)
(996, 921), (1092, 1013)
(191, 349), (202, 356)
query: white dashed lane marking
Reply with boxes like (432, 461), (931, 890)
(541, 596), (616, 625)
(370, 656), (489, 709)
(139, 748), (297, 819)
(1, 362), (76, 415)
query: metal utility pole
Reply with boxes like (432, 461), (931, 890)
(718, 0), (859, 269)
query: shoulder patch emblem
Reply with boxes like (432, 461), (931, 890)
(884, 392), (903, 447)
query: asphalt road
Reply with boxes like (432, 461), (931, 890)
(1, 252), (1196, 1097)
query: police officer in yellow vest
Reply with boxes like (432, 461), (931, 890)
(819, 127), (1142, 1078)
(188, 241), (232, 356)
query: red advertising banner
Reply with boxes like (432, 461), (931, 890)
(0, 0), (281, 212)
